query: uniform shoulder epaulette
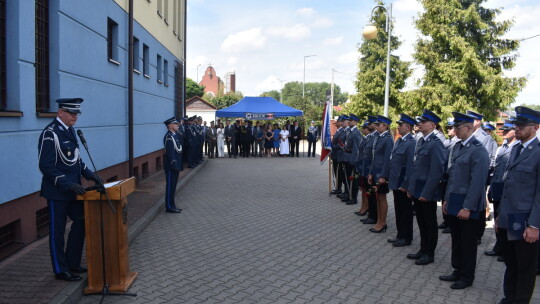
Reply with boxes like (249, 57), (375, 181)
(432, 135), (440, 141)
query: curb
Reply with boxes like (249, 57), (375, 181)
(49, 160), (208, 304)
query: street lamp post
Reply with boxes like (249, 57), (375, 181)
(303, 55), (316, 98)
(277, 78), (286, 102)
(196, 63), (201, 83)
(363, 4), (392, 117)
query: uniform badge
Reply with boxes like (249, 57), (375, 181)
(67, 150), (72, 157)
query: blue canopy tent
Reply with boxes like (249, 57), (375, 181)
(215, 96), (303, 119)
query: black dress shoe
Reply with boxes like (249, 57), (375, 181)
(438, 223), (448, 229)
(346, 200), (358, 205)
(362, 218), (376, 224)
(369, 225), (387, 233)
(498, 299), (509, 304)
(341, 197), (350, 202)
(497, 256), (505, 262)
(354, 210), (368, 216)
(387, 238), (401, 243)
(393, 239), (412, 247)
(69, 267), (87, 273)
(450, 280), (472, 289)
(407, 251), (422, 260)
(415, 254), (434, 265)
(439, 272), (459, 282)
(166, 208), (182, 213)
(442, 227), (451, 233)
(331, 189), (342, 195)
(484, 250), (501, 257)
(55, 272), (82, 281)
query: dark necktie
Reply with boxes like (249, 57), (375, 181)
(512, 144), (524, 164)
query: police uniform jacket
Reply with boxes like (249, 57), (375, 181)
(474, 128), (498, 161)
(176, 124), (185, 146)
(489, 141), (518, 201)
(307, 126), (319, 142)
(497, 138), (540, 229)
(331, 127), (343, 161)
(369, 131), (393, 181)
(336, 127), (350, 163)
(185, 125), (196, 147)
(38, 118), (94, 200)
(353, 132), (369, 170)
(407, 132), (446, 201)
(383, 133), (416, 190)
(444, 136), (490, 212)
(360, 131), (379, 177)
(163, 131), (183, 172)
(343, 126), (362, 165)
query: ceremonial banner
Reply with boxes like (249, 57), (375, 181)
(320, 101), (332, 164)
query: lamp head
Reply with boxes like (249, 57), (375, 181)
(363, 24), (378, 40)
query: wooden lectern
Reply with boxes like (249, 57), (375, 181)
(77, 177), (138, 294)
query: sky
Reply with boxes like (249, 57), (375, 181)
(186, 0), (540, 106)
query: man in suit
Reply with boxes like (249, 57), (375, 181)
(289, 121), (302, 157)
(330, 117), (345, 195)
(440, 112), (489, 289)
(485, 120), (518, 260)
(206, 121), (217, 158)
(224, 120), (236, 158)
(405, 109), (446, 265)
(342, 114), (362, 205)
(163, 117), (183, 213)
(496, 106), (540, 304)
(385, 114), (417, 247)
(359, 116), (379, 224)
(307, 121), (320, 157)
(38, 98), (100, 281)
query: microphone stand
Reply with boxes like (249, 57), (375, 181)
(77, 130), (136, 303)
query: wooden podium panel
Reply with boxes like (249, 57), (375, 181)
(78, 177), (138, 294)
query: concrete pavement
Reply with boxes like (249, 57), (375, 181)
(74, 156), (538, 304)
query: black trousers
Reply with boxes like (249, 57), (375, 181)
(349, 167), (359, 202)
(165, 169), (180, 210)
(500, 229), (539, 303)
(308, 141), (317, 157)
(204, 140), (208, 155)
(47, 199), (85, 274)
(414, 198), (438, 257)
(449, 215), (479, 284)
(225, 139), (232, 156)
(188, 145), (196, 167)
(242, 142), (250, 157)
(491, 200), (502, 253)
(332, 160), (340, 191)
(290, 140), (300, 156)
(367, 180), (378, 221)
(337, 162), (347, 194)
(393, 190), (413, 241)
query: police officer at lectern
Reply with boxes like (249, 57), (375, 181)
(163, 117), (183, 213)
(38, 98), (100, 281)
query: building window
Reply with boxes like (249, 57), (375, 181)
(35, 0), (50, 112)
(143, 44), (149, 77)
(107, 18), (119, 64)
(0, 0), (6, 110)
(157, 54), (162, 83)
(157, 0), (162, 17)
(163, 59), (168, 85)
(133, 37), (140, 72)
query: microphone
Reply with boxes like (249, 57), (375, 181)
(77, 129), (88, 150)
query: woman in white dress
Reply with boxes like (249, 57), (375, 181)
(279, 126), (289, 156)
(217, 122), (225, 158)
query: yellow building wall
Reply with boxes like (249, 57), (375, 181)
(114, 0), (185, 60)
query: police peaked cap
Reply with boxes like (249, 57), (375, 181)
(367, 115), (378, 123)
(164, 117), (178, 125)
(417, 109), (442, 124)
(511, 106), (540, 124)
(348, 114), (360, 122)
(57, 98), (83, 114)
(396, 113), (416, 126)
(499, 119), (515, 130)
(374, 115), (392, 125)
(466, 110), (484, 121)
(482, 122), (496, 131)
(451, 112), (476, 125)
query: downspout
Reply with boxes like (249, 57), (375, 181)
(128, 0), (134, 177)
(183, 0), (187, 117)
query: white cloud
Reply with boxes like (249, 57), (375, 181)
(266, 24), (311, 41)
(220, 28), (267, 52)
(296, 8), (315, 17)
(323, 36), (343, 46)
(227, 56), (238, 66)
(337, 51), (359, 65)
(255, 75), (282, 93)
(394, 0), (422, 13)
(312, 17), (334, 28)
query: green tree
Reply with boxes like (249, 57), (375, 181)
(281, 81), (347, 106)
(205, 91), (244, 110)
(186, 78), (205, 100)
(518, 104), (540, 111)
(408, 0), (527, 121)
(260, 90), (281, 101)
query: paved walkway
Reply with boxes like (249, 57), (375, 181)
(74, 156), (538, 304)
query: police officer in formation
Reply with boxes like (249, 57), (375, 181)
(495, 106), (540, 304)
(359, 116), (379, 225)
(38, 98), (101, 281)
(385, 114), (416, 247)
(330, 117), (345, 195)
(440, 112), (489, 289)
(307, 121), (320, 157)
(335, 116), (351, 200)
(163, 117), (183, 213)
(342, 115), (362, 205)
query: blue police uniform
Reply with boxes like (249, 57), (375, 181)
(442, 112), (490, 288)
(406, 109), (446, 265)
(496, 106), (540, 304)
(163, 117), (183, 213)
(369, 129), (393, 193)
(330, 123), (344, 194)
(185, 121), (197, 168)
(359, 128), (379, 222)
(38, 98), (96, 280)
(307, 124), (320, 157)
(343, 114), (362, 204)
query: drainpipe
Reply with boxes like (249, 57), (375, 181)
(128, 0), (134, 177)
